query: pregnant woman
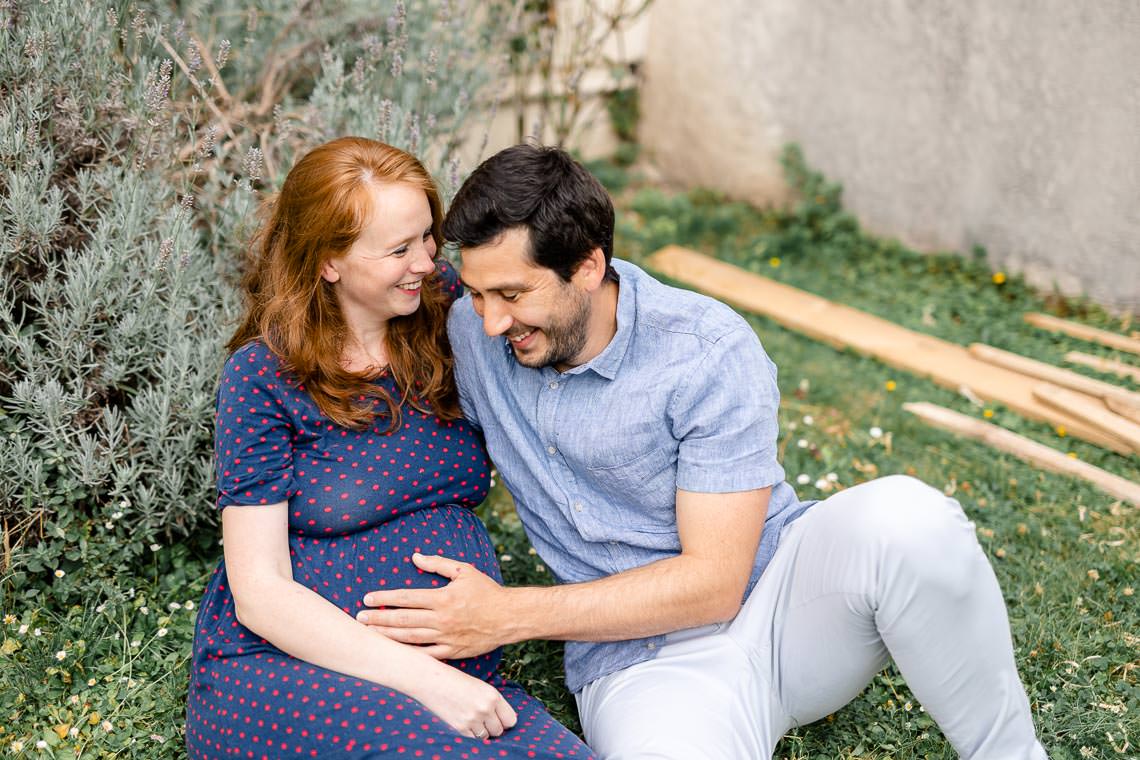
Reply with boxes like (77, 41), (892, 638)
(186, 137), (593, 759)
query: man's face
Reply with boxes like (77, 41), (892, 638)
(459, 227), (592, 369)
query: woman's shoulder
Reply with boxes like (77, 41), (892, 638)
(221, 339), (292, 388)
(435, 256), (463, 304)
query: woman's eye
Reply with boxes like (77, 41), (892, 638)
(391, 246), (408, 256)
(422, 229), (433, 240)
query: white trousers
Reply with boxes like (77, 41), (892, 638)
(576, 475), (1048, 759)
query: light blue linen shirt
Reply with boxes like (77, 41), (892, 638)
(448, 258), (810, 693)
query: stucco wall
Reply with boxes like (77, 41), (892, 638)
(640, 0), (1140, 310)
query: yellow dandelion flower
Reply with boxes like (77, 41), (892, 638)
(1055, 425), (1067, 437)
(769, 257), (781, 268)
(983, 409), (994, 419)
(1066, 451), (1078, 459)
(885, 380), (897, 392)
(992, 272), (1006, 285)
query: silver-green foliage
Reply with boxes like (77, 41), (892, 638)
(0, 0), (504, 579)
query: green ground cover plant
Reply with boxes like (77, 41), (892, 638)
(2, 1), (1135, 754)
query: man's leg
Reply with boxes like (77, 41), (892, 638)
(733, 474), (1046, 759)
(575, 622), (791, 759)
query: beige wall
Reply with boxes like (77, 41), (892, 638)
(640, 0), (1140, 310)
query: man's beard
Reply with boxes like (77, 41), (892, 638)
(512, 287), (591, 369)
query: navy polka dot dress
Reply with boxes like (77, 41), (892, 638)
(186, 267), (594, 759)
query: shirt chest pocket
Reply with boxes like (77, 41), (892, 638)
(582, 445), (677, 536)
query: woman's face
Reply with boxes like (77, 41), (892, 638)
(321, 182), (437, 326)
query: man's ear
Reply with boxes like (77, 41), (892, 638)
(571, 247), (608, 291)
(320, 258), (341, 284)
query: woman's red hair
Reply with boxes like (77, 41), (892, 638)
(228, 137), (459, 431)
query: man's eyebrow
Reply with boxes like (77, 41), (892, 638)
(458, 278), (531, 293)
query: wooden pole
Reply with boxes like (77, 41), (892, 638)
(1024, 313), (1140, 356)
(970, 344), (1140, 406)
(903, 402), (1140, 506)
(1064, 351), (1140, 384)
(1032, 384), (1140, 454)
(1106, 397), (1140, 426)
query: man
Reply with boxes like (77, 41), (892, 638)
(359, 144), (1047, 759)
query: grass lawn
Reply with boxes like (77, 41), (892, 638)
(2, 151), (1136, 758)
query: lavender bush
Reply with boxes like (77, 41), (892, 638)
(0, 0), (506, 588)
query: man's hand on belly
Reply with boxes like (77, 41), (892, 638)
(357, 553), (511, 660)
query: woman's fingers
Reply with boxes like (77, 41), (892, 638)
(469, 692), (514, 739)
(495, 697), (518, 731)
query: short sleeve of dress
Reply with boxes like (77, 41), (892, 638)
(670, 325), (785, 493)
(214, 342), (296, 508)
(435, 257), (463, 305)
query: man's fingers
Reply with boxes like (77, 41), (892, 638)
(411, 551), (468, 579)
(357, 607), (436, 628)
(362, 588), (437, 609)
(370, 626), (440, 645)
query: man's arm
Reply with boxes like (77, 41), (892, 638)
(357, 486), (768, 659)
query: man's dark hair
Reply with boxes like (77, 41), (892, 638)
(442, 144), (615, 281)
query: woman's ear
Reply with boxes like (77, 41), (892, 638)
(320, 259), (341, 284)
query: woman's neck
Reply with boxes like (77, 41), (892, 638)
(342, 320), (389, 374)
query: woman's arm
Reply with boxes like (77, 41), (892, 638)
(222, 502), (517, 739)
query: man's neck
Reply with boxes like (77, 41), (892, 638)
(555, 279), (620, 372)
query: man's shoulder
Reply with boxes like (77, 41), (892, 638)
(446, 294), (482, 342)
(447, 295), (503, 370)
(617, 259), (752, 347)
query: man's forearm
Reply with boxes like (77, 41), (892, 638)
(499, 552), (749, 644)
(360, 488), (769, 657)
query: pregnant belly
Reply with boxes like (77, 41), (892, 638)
(291, 503), (502, 618)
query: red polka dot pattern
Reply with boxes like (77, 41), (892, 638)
(187, 332), (593, 758)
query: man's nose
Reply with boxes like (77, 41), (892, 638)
(481, 299), (512, 337)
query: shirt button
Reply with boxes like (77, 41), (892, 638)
(548, 381), (559, 390)
(573, 502), (583, 512)
(547, 445), (557, 455)
(646, 642), (656, 650)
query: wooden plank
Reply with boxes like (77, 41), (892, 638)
(645, 245), (1132, 454)
(1106, 397), (1140, 426)
(969, 344), (1140, 409)
(1064, 351), (1140, 384)
(1033, 384), (1140, 454)
(1024, 313), (1140, 356)
(903, 402), (1140, 506)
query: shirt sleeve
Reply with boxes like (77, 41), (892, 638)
(214, 344), (296, 508)
(446, 298), (483, 430)
(669, 324), (785, 493)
